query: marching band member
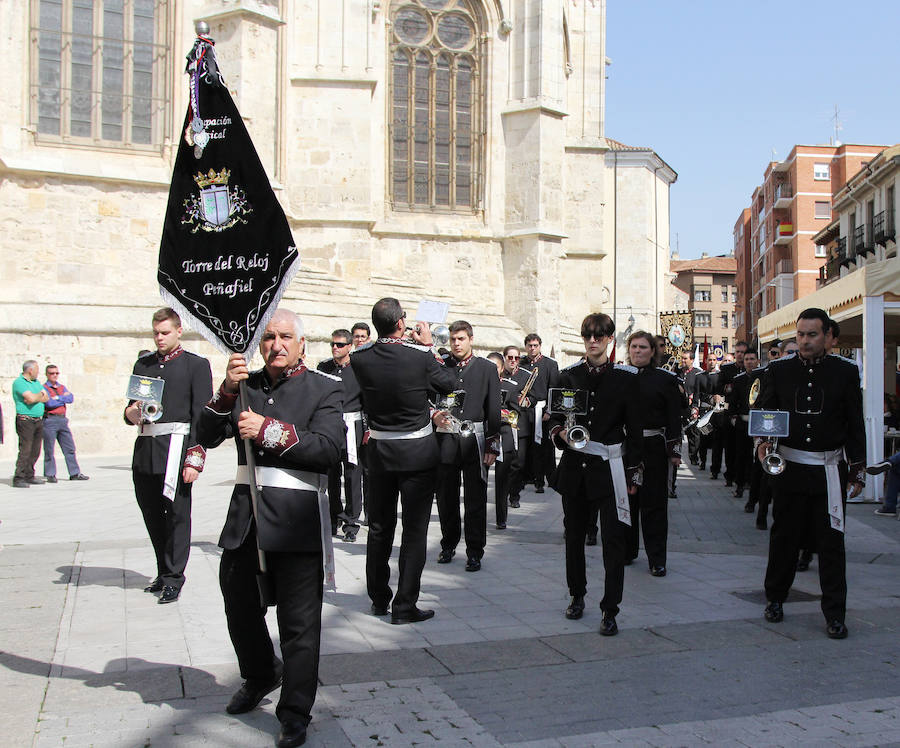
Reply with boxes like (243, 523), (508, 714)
(549, 313), (643, 636)
(350, 298), (456, 624)
(758, 308), (865, 639)
(434, 321), (501, 571)
(318, 328), (365, 542)
(504, 345), (532, 508)
(124, 307), (212, 604)
(717, 341), (749, 487)
(625, 332), (682, 577)
(519, 334), (559, 494)
(726, 349), (760, 499)
(487, 352), (523, 529)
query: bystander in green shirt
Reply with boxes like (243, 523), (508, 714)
(12, 374), (45, 417)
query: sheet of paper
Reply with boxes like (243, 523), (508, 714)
(415, 300), (449, 323)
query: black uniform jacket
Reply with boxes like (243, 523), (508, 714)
(728, 367), (764, 418)
(519, 354), (559, 406)
(127, 348), (212, 475)
(755, 353), (866, 472)
(636, 365), (683, 455)
(716, 361), (741, 398)
(547, 360), (643, 496)
(196, 365), (344, 553)
(318, 358), (364, 458)
(499, 371), (528, 451)
(436, 355), (502, 464)
(350, 339), (457, 472)
(680, 366), (703, 406)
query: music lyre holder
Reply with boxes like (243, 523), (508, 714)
(435, 390), (475, 437)
(548, 387), (590, 450)
(748, 410), (790, 475)
(126, 374), (165, 423)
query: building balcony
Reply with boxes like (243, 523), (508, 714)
(774, 222), (793, 245)
(773, 183), (793, 208)
(852, 225), (874, 258)
(836, 236), (855, 268)
(774, 258), (793, 276)
(874, 210), (896, 246)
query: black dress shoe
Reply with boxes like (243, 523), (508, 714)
(599, 613), (618, 636)
(391, 607), (434, 625)
(669, 490), (678, 499)
(698, 463), (706, 471)
(496, 522), (507, 529)
(277, 719), (308, 748)
(158, 585), (180, 604)
(565, 595), (585, 620)
(437, 549), (455, 564)
(370, 602), (389, 616)
(764, 601), (784, 622)
(585, 533), (598, 546)
(724, 479), (733, 487)
(710, 473), (718, 480)
(144, 577), (164, 593)
(743, 503), (754, 513)
(649, 566), (666, 577)
(796, 557), (811, 572)
(45, 476), (58, 484)
(343, 530), (357, 542)
(27, 476), (46, 485)
(535, 486), (545, 494)
(465, 557), (481, 572)
(734, 486), (744, 498)
(826, 620), (848, 639)
(69, 474), (90, 481)
(509, 498), (520, 508)
(12, 478), (30, 488)
(756, 519), (767, 531)
(226, 673), (283, 714)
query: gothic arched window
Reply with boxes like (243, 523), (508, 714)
(389, 0), (485, 213)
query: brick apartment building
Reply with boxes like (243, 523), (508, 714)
(735, 143), (887, 341)
(670, 254), (738, 355)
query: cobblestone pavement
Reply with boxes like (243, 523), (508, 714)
(2, 447), (900, 747)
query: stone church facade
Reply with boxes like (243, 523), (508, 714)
(0, 0), (675, 458)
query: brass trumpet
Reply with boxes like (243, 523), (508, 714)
(406, 322), (450, 346)
(141, 400), (164, 423)
(761, 438), (785, 475)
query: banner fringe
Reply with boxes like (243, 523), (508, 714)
(158, 247), (301, 359)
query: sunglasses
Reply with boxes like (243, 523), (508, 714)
(331, 342), (350, 348)
(582, 333), (606, 341)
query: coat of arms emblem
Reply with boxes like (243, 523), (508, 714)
(182, 167), (252, 233)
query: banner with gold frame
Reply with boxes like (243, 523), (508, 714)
(658, 311), (694, 371)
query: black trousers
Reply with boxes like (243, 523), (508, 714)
(722, 419), (736, 481)
(133, 472), (192, 588)
(14, 415), (43, 480)
(539, 421), (557, 484)
(764, 462), (848, 622)
(437, 454), (487, 559)
(366, 467), (435, 615)
(327, 459), (363, 533)
(627, 437), (669, 568)
(220, 536), (322, 724)
(494, 443), (520, 526)
(705, 418), (726, 475)
(733, 420), (752, 488)
(686, 426), (701, 463)
(561, 461), (626, 616)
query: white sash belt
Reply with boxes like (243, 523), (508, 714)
(580, 441), (630, 526)
(779, 446), (846, 533)
(369, 424), (433, 440)
(138, 421), (190, 501)
(343, 411), (363, 465)
(534, 400), (546, 443)
(740, 415), (750, 422)
(235, 465), (322, 492)
(234, 465), (336, 590)
(642, 428), (665, 438)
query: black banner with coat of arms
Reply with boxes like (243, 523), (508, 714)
(157, 35), (298, 355)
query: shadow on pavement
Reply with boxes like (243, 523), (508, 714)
(53, 565), (151, 589)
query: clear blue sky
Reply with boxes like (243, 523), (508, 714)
(605, 1), (898, 260)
